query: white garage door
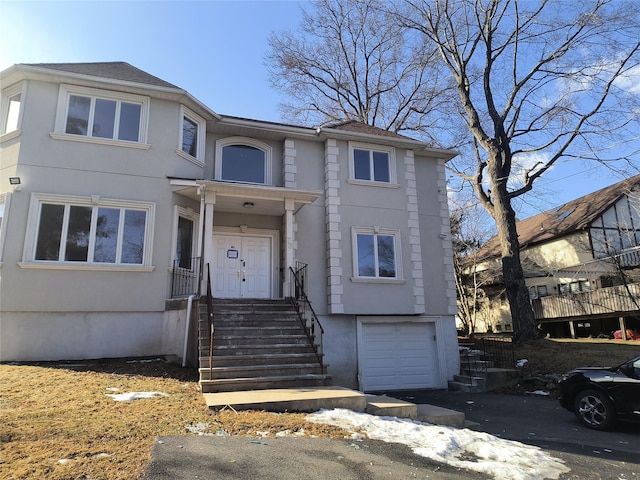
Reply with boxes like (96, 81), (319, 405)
(359, 322), (439, 391)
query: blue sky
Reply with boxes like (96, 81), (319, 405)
(1, 0), (636, 220)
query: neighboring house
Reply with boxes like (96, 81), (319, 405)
(470, 175), (640, 338)
(0, 62), (460, 391)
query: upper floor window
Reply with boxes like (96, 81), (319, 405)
(589, 191), (640, 258)
(54, 85), (149, 146)
(23, 193), (154, 269)
(177, 106), (205, 163)
(352, 226), (401, 280)
(348, 142), (397, 186)
(1, 83), (24, 136)
(215, 137), (272, 185)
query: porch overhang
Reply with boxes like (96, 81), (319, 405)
(170, 179), (322, 215)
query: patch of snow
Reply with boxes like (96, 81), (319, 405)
(106, 391), (169, 402)
(527, 390), (550, 396)
(105, 387), (120, 392)
(185, 422), (211, 435)
(516, 359), (528, 368)
(307, 409), (569, 480)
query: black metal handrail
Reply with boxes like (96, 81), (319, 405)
(479, 336), (515, 369)
(206, 263), (214, 379)
(171, 256), (202, 298)
(289, 263), (325, 366)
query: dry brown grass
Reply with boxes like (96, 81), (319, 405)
(510, 337), (640, 375)
(0, 359), (348, 480)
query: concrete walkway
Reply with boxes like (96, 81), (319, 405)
(203, 387), (467, 428)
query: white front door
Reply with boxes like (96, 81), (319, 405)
(212, 234), (271, 298)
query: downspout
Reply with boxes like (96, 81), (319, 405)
(183, 184), (207, 368)
(182, 294), (196, 367)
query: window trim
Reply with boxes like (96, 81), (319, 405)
(171, 206), (200, 271)
(53, 84), (150, 147)
(348, 141), (397, 186)
(351, 226), (403, 282)
(20, 193), (155, 271)
(176, 105), (206, 166)
(215, 136), (272, 185)
(1, 82), (25, 140)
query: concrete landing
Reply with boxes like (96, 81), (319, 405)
(203, 386), (367, 413)
(203, 388), (468, 429)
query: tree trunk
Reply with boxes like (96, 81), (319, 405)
(487, 159), (539, 344)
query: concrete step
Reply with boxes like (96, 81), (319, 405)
(199, 353), (322, 368)
(199, 363), (326, 380)
(447, 380), (483, 393)
(204, 334), (310, 347)
(199, 344), (318, 356)
(366, 395), (417, 419)
(417, 404), (466, 428)
(200, 374), (332, 393)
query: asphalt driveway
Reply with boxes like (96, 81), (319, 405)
(143, 390), (639, 480)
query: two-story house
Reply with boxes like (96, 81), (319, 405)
(470, 175), (640, 339)
(0, 62), (460, 391)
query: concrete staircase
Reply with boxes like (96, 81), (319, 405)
(448, 343), (519, 393)
(199, 298), (331, 393)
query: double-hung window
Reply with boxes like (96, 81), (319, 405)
(54, 85), (149, 146)
(23, 194), (154, 269)
(352, 227), (401, 280)
(349, 142), (396, 185)
(177, 106), (205, 164)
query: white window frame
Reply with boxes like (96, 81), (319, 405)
(215, 136), (272, 185)
(1, 82), (25, 142)
(176, 105), (206, 166)
(20, 193), (155, 271)
(351, 226), (403, 283)
(171, 205), (200, 271)
(0, 192), (11, 266)
(51, 84), (150, 149)
(348, 141), (397, 187)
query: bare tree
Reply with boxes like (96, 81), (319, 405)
(265, 0), (455, 143)
(398, 0), (640, 342)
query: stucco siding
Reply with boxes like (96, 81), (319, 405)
(0, 310), (186, 362)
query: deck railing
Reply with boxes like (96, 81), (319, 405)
(532, 283), (640, 320)
(205, 263), (215, 379)
(289, 262), (325, 366)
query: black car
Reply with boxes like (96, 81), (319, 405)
(557, 355), (640, 430)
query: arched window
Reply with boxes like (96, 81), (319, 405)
(215, 137), (272, 185)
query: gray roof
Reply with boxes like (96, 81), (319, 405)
(22, 62), (179, 89)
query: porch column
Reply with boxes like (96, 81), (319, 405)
(568, 320), (576, 339)
(283, 198), (295, 297)
(619, 316), (627, 341)
(202, 191), (216, 292)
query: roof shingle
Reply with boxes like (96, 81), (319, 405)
(22, 62), (179, 89)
